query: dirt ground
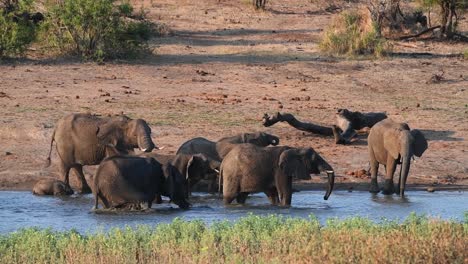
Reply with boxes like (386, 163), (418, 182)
(0, 0), (467, 192)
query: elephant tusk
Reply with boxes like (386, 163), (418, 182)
(214, 169), (220, 173)
(326, 170), (334, 174)
(156, 146), (165, 150)
(140, 148), (147, 152)
(272, 140), (277, 144)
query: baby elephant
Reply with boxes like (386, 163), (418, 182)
(32, 179), (74, 196)
(93, 155), (190, 210)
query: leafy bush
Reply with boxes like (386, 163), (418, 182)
(41, 0), (152, 61)
(0, 215), (466, 263)
(320, 9), (390, 57)
(0, 0), (38, 57)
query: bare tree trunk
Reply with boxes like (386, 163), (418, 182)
(262, 113), (333, 136)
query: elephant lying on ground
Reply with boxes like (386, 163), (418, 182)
(262, 109), (387, 145)
(93, 155), (189, 210)
(32, 179), (74, 196)
(45, 113), (157, 194)
(220, 144), (335, 206)
(140, 153), (220, 197)
(368, 119), (428, 196)
(176, 132), (280, 191)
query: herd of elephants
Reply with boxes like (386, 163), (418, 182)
(32, 108), (428, 210)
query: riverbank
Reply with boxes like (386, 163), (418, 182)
(0, 215), (466, 263)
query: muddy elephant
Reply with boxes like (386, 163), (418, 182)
(368, 119), (428, 196)
(45, 113), (157, 194)
(93, 155), (189, 210)
(332, 108), (387, 144)
(176, 132), (279, 191)
(32, 179), (74, 196)
(141, 153), (220, 197)
(220, 144), (335, 206)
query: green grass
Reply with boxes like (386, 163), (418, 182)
(0, 214), (466, 263)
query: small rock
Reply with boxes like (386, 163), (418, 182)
(278, 104), (283, 109)
(5, 151), (12, 156)
(75, 95), (80, 99)
(104, 99), (110, 103)
(416, 103), (420, 107)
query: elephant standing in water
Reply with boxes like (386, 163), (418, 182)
(141, 153), (220, 197)
(176, 132), (279, 191)
(45, 113), (157, 193)
(93, 156), (190, 210)
(32, 179), (74, 196)
(220, 144), (335, 206)
(368, 119), (428, 196)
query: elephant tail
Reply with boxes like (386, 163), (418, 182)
(44, 128), (56, 168)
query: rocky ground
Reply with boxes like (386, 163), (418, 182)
(0, 0), (467, 192)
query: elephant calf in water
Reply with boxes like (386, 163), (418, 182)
(93, 156), (190, 210)
(141, 153), (220, 197)
(220, 144), (335, 206)
(177, 132), (280, 192)
(32, 179), (74, 196)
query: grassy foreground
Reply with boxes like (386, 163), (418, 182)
(1, 214), (466, 264)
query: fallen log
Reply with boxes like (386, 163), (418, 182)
(262, 112), (333, 136)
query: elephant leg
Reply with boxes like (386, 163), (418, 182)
(236, 192), (249, 204)
(369, 152), (380, 193)
(265, 188), (279, 205)
(223, 194), (236, 205)
(98, 192), (110, 209)
(59, 162), (72, 187)
(72, 166), (92, 194)
(154, 194), (163, 204)
(381, 158), (397, 195)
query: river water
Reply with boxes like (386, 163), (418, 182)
(0, 190), (466, 234)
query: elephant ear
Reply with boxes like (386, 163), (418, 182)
(96, 121), (125, 147)
(383, 130), (401, 160)
(411, 129), (428, 157)
(279, 149), (310, 180)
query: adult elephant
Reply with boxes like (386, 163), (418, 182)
(45, 113), (157, 193)
(141, 153), (220, 197)
(177, 132), (279, 162)
(220, 144), (335, 206)
(176, 132), (279, 191)
(368, 119), (428, 196)
(93, 155), (189, 210)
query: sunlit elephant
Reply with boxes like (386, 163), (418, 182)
(141, 153), (220, 197)
(220, 144), (335, 206)
(368, 119), (428, 196)
(32, 179), (74, 196)
(93, 155), (189, 210)
(45, 113), (157, 194)
(176, 132), (279, 191)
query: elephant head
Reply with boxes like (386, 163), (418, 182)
(278, 147), (335, 200)
(243, 132), (279, 146)
(185, 154), (220, 185)
(163, 164), (190, 209)
(384, 127), (427, 196)
(97, 116), (156, 153)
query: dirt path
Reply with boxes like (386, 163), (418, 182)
(0, 0), (467, 191)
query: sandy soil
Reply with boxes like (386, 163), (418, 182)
(0, 0), (467, 192)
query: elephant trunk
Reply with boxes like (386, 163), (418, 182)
(138, 134), (155, 152)
(318, 159), (335, 200)
(399, 143), (412, 197)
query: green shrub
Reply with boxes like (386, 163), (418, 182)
(320, 9), (390, 57)
(41, 0), (152, 61)
(0, 0), (37, 58)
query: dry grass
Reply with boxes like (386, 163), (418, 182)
(0, 214), (466, 263)
(320, 9), (390, 57)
